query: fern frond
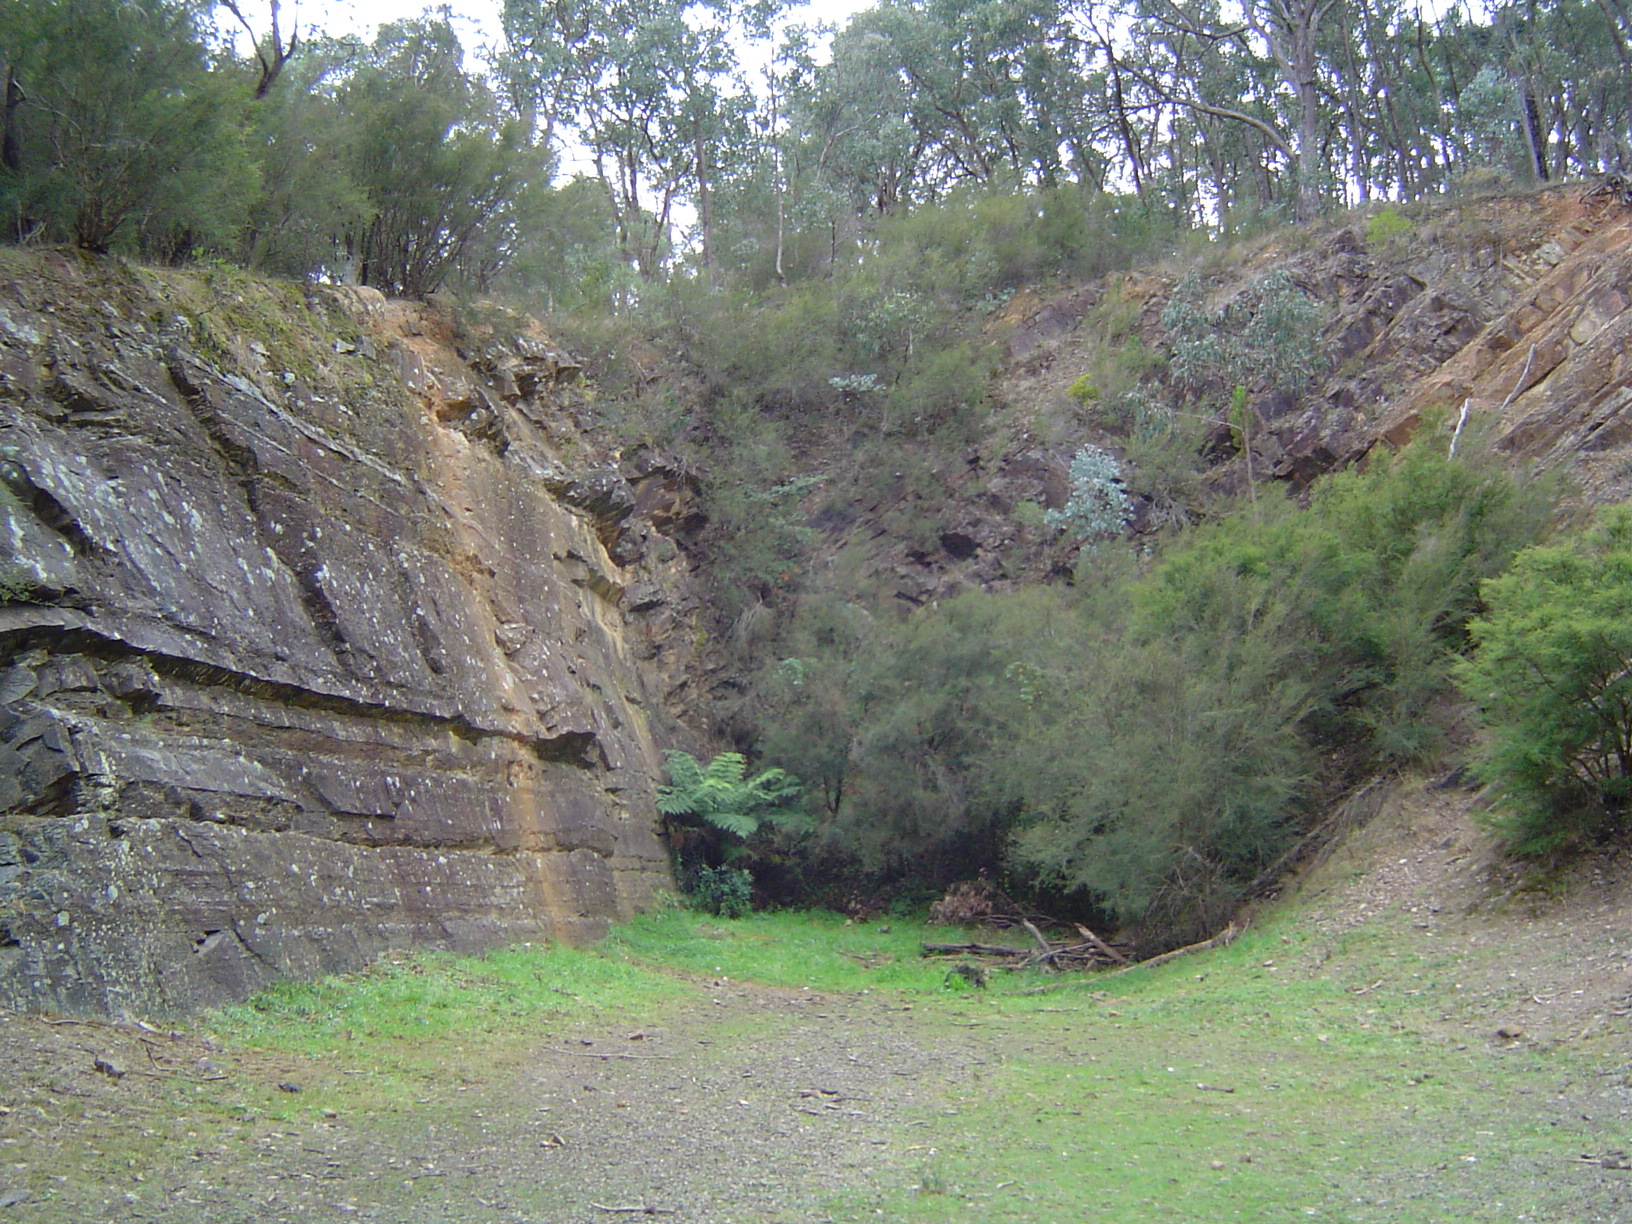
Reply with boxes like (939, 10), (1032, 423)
(655, 788), (694, 816)
(701, 752), (747, 787)
(703, 809), (760, 839)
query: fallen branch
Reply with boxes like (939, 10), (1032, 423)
(1075, 924), (1129, 965)
(545, 1048), (673, 1061)
(1109, 921), (1246, 975)
(921, 942), (1028, 959)
(1020, 919), (1053, 954)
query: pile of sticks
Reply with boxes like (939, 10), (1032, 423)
(922, 919), (1130, 973)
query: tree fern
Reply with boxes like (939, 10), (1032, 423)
(656, 750), (805, 840)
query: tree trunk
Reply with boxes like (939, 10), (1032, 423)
(693, 121), (715, 288)
(1, 63), (21, 177)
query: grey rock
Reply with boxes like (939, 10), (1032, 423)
(0, 253), (693, 1018)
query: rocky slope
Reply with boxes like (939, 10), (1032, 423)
(0, 252), (702, 1016)
(817, 184), (1632, 610)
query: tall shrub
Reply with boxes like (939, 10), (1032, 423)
(0, 0), (252, 254)
(1456, 509), (1632, 851)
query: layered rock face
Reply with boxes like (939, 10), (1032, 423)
(0, 252), (698, 1016)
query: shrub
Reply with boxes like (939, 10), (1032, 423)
(1006, 437), (1557, 941)
(1045, 445), (1133, 541)
(1456, 509), (1632, 851)
(1162, 270), (1329, 400)
(690, 866), (754, 918)
(1365, 206), (1413, 245)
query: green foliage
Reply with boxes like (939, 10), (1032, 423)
(656, 750), (804, 841)
(744, 597), (874, 822)
(340, 16), (537, 297)
(1456, 509), (1632, 851)
(238, 39), (372, 278)
(1067, 376), (1100, 406)
(1365, 205), (1414, 246)
(698, 463), (819, 620)
(1162, 271), (1330, 401)
(1044, 445), (1133, 541)
(0, 0), (252, 255)
(690, 865), (754, 918)
(749, 435), (1557, 942)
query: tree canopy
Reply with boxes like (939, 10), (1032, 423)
(2, 0), (1626, 284)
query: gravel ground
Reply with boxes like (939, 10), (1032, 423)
(0, 983), (991, 1224)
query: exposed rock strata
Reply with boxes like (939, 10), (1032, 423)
(0, 253), (698, 1016)
(832, 186), (1632, 614)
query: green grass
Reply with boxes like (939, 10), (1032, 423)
(825, 911), (1615, 1222)
(602, 906), (996, 994)
(184, 901), (1625, 1222)
(213, 938), (695, 1053)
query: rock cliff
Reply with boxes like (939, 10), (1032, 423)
(0, 251), (700, 1016)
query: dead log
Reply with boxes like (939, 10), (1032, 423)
(1019, 919), (1053, 954)
(1111, 921), (1245, 974)
(1074, 923), (1129, 964)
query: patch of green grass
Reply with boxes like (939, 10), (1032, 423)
(215, 941), (692, 1050)
(603, 906), (999, 995)
(826, 914), (1609, 1222)
(193, 940), (700, 1127)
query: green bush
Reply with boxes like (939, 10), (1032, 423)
(1365, 206), (1413, 245)
(1045, 445), (1133, 540)
(1162, 270), (1330, 400)
(0, 0), (254, 254)
(1456, 509), (1632, 851)
(690, 866), (754, 918)
(1004, 438), (1556, 940)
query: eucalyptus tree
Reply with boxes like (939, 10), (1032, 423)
(501, 0), (769, 282)
(1113, 0), (1340, 220)
(1489, 0), (1631, 179)
(801, 0), (1093, 211)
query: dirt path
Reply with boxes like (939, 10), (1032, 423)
(0, 984), (992, 1224)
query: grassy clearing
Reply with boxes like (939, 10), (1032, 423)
(603, 906), (991, 994)
(192, 938), (698, 1130)
(88, 894), (1625, 1223)
(824, 908), (1625, 1223)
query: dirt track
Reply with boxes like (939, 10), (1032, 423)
(0, 981), (995, 1224)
